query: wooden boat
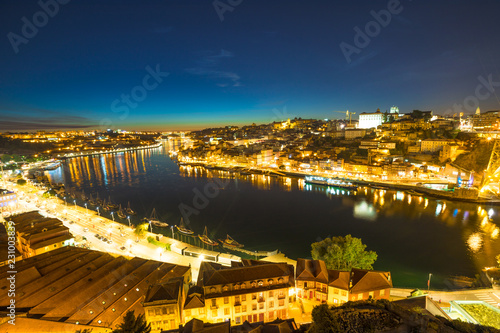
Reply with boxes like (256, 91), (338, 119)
(107, 196), (119, 209)
(304, 176), (358, 190)
(126, 201), (136, 215)
(147, 208), (169, 227)
(198, 226), (218, 246)
(81, 191), (87, 201)
(219, 234), (244, 248)
(88, 194), (96, 206)
(102, 199), (111, 211)
(175, 217), (194, 235)
(117, 205), (126, 219)
(96, 193), (103, 205)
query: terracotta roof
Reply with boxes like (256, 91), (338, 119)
(327, 270), (350, 290)
(184, 286), (205, 309)
(201, 263), (294, 287)
(145, 277), (183, 304)
(295, 259), (328, 284)
(349, 268), (392, 294)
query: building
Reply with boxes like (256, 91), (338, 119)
(144, 277), (188, 332)
(0, 246), (191, 332)
(295, 259), (392, 307)
(359, 109), (384, 129)
(472, 110), (500, 130)
(344, 129), (366, 140)
(420, 139), (454, 153)
(189, 260), (295, 325)
(9, 211), (74, 258)
(0, 189), (17, 211)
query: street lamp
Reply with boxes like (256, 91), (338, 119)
(127, 216), (131, 227)
(111, 211), (115, 221)
(63, 196), (67, 206)
(428, 273), (432, 291)
(84, 203), (88, 215)
(73, 199), (76, 208)
(170, 225), (174, 239)
(96, 207), (100, 216)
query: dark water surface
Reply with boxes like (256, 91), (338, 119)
(47, 144), (500, 289)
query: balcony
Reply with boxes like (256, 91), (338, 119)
(277, 294), (286, 300)
(210, 305), (219, 310)
(234, 301), (241, 306)
(316, 288), (327, 293)
(257, 298), (265, 303)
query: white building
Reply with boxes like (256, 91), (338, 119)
(359, 109), (384, 129)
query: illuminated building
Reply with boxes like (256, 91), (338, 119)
(420, 139), (454, 153)
(186, 261), (295, 325)
(0, 189), (17, 211)
(295, 259), (392, 306)
(359, 109), (384, 129)
(9, 211), (74, 258)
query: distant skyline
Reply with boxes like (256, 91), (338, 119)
(1, 0), (500, 131)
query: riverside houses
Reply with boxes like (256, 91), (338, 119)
(295, 259), (392, 306)
(188, 260), (295, 325)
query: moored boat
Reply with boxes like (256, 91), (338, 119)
(305, 176), (357, 190)
(126, 201), (136, 215)
(175, 217), (194, 235)
(117, 205), (126, 219)
(219, 234), (244, 248)
(198, 226), (218, 246)
(147, 208), (169, 227)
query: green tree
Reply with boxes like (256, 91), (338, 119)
(134, 223), (148, 239)
(16, 178), (27, 186)
(311, 235), (377, 271)
(112, 310), (151, 333)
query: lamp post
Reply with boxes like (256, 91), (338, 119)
(96, 207), (100, 216)
(127, 216), (131, 227)
(84, 203), (88, 215)
(63, 196), (67, 206)
(170, 225), (174, 239)
(428, 273), (432, 291)
(73, 199), (76, 208)
(111, 211), (115, 221)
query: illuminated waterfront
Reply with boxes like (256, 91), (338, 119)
(46, 144), (500, 289)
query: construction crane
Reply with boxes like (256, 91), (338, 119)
(332, 110), (356, 125)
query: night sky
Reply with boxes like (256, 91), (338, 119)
(1, 0), (500, 131)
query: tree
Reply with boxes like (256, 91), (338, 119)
(16, 178), (26, 186)
(134, 223), (148, 239)
(112, 310), (151, 333)
(311, 235), (377, 271)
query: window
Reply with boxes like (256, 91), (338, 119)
(224, 297), (229, 304)
(279, 299), (284, 306)
(235, 296), (240, 304)
(199, 308), (205, 315)
(235, 306), (241, 314)
(258, 280), (263, 287)
(170, 319), (175, 329)
(242, 295), (246, 301)
(341, 291), (347, 296)
(269, 291), (273, 298)
(224, 308), (230, 315)
(223, 285), (229, 292)
(369, 291), (374, 299)
(334, 288), (339, 295)
(242, 305), (247, 312)
(210, 287), (216, 293)
(380, 289), (385, 296)
(252, 293), (256, 300)
(357, 294), (363, 300)
(252, 304), (257, 311)
(185, 309), (191, 316)
(148, 309), (154, 316)
(168, 307), (175, 315)
(212, 310), (218, 317)
(234, 284), (240, 290)
(269, 301), (274, 308)
(155, 308), (161, 316)
(241, 283), (246, 289)
(259, 303), (264, 310)
(251, 281), (257, 288)
(235, 316), (241, 324)
(212, 299), (217, 307)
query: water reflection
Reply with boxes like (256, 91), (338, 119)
(46, 141), (500, 282)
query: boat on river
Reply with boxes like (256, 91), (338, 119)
(117, 205), (126, 219)
(146, 208), (169, 227)
(199, 226), (218, 246)
(126, 201), (136, 215)
(304, 176), (357, 190)
(219, 234), (244, 248)
(175, 217), (194, 235)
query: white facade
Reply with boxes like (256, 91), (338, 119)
(359, 112), (383, 129)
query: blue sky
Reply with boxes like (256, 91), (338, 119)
(1, 0), (500, 131)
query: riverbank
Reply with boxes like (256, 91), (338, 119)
(56, 142), (162, 159)
(178, 160), (500, 205)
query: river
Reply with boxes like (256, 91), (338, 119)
(46, 143), (500, 290)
